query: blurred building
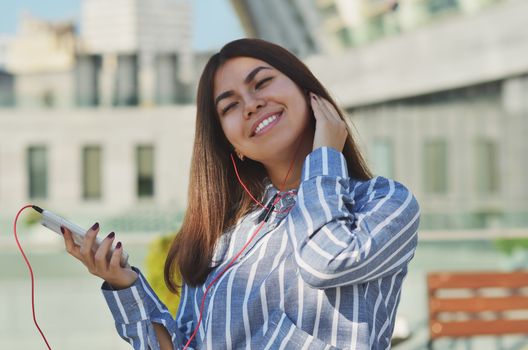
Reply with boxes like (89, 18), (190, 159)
(232, 0), (508, 56)
(231, 0), (337, 56)
(1, 0), (527, 234)
(0, 35), (12, 69)
(78, 0), (194, 107)
(0, 0), (197, 234)
(0, 107), (195, 234)
(304, 0), (528, 229)
(231, 0), (368, 56)
(0, 36), (15, 106)
(3, 0), (194, 108)
(0, 69), (14, 107)
(233, 0), (528, 230)
(5, 14), (77, 108)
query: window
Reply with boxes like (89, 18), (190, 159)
(320, 3), (339, 17)
(115, 54), (138, 106)
(423, 139), (448, 194)
(428, 0), (458, 15)
(337, 27), (353, 47)
(82, 146), (102, 199)
(28, 146), (48, 199)
(137, 145), (154, 198)
(76, 55), (101, 107)
(42, 90), (55, 108)
(475, 138), (499, 194)
(371, 138), (395, 178)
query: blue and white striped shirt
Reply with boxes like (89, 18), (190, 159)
(102, 147), (420, 349)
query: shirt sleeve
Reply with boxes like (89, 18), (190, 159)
(101, 267), (195, 349)
(286, 146), (420, 288)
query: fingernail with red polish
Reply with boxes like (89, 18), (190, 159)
(60, 226), (65, 235)
(116, 242), (122, 249)
(107, 232), (115, 239)
(91, 222), (99, 230)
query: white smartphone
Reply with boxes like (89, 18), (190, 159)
(33, 206), (129, 267)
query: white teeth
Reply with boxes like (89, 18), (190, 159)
(254, 114), (279, 135)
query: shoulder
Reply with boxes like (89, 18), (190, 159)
(351, 176), (420, 214)
(351, 176), (412, 198)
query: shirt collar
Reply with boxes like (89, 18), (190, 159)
(210, 178), (298, 268)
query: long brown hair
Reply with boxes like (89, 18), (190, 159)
(164, 38), (372, 290)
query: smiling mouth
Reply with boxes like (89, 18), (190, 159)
(252, 112), (282, 137)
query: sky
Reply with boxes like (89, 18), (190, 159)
(0, 0), (245, 52)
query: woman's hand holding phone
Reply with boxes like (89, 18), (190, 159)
(310, 93), (348, 152)
(62, 224), (138, 290)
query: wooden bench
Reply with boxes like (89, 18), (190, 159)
(427, 271), (528, 349)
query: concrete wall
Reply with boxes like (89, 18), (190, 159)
(0, 106), (196, 227)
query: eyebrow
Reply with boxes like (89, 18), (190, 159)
(214, 66), (272, 107)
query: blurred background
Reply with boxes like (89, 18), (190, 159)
(0, 0), (527, 349)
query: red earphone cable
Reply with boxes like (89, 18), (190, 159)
(229, 137), (302, 214)
(14, 138), (304, 349)
(14, 204), (53, 350)
(229, 154), (267, 209)
(184, 142), (303, 349)
(183, 218), (268, 349)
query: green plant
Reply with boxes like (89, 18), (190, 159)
(494, 238), (528, 255)
(144, 233), (180, 316)
(23, 209), (41, 227)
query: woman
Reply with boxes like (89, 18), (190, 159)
(62, 39), (420, 349)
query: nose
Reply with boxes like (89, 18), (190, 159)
(243, 95), (265, 119)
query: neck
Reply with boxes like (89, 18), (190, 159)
(265, 159), (303, 192)
(262, 135), (313, 192)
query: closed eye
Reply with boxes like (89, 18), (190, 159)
(255, 77), (273, 90)
(221, 102), (238, 115)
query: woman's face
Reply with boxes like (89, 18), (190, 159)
(213, 57), (312, 163)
